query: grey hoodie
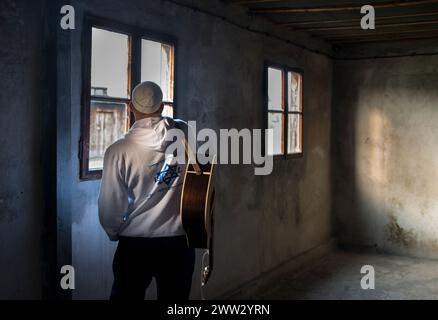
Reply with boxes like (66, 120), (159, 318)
(98, 116), (189, 241)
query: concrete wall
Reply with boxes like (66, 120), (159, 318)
(333, 55), (438, 259)
(0, 0), (333, 299)
(0, 0), (48, 299)
(61, 0), (333, 299)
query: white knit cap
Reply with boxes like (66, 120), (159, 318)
(131, 81), (163, 114)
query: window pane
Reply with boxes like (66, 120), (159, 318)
(162, 104), (174, 118)
(268, 67), (283, 111)
(268, 112), (283, 156)
(288, 114), (302, 154)
(142, 39), (174, 103)
(91, 28), (130, 99)
(288, 71), (302, 112)
(89, 100), (128, 171)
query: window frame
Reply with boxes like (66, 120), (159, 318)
(80, 16), (178, 180)
(264, 61), (304, 160)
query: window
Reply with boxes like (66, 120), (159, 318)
(141, 39), (175, 118)
(81, 18), (176, 180)
(265, 64), (303, 158)
(88, 28), (130, 172)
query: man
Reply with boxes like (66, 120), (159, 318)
(98, 81), (195, 300)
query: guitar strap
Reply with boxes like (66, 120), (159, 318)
(174, 120), (202, 174)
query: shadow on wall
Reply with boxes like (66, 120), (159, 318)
(332, 63), (360, 248)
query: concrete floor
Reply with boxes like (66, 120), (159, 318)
(255, 250), (438, 300)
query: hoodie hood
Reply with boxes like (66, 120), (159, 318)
(125, 116), (175, 152)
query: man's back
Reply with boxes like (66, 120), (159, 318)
(98, 116), (188, 241)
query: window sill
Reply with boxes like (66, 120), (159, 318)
(80, 170), (103, 181)
(272, 153), (303, 160)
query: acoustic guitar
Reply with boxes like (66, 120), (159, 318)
(180, 149), (216, 286)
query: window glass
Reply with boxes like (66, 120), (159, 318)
(141, 39), (174, 103)
(268, 112), (284, 156)
(268, 67), (283, 111)
(162, 104), (174, 118)
(288, 114), (302, 154)
(91, 28), (130, 98)
(288, 71), (302, 112)
(89, 100), (128, 171)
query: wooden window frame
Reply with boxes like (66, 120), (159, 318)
(264, 61), (304, 160)
(80, 16), (177, 180)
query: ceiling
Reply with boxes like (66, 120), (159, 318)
(224, 0), (438, 46)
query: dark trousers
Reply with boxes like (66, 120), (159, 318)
(110, 235), (195, 300)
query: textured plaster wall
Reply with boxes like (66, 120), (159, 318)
(0, 0), (47, 299)
(333, 55), (438, 259)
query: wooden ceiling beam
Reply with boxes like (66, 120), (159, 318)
(322, 28), (438, 39)
(331, 33), (438, 44)
(279, 11), (438, 27)
(281, 17), (358, 27)
(251, 0), (438, 14)
(226, 0), (289, 4)
(307, 19), (438, 32)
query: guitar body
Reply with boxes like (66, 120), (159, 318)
(180, 161), (216, 249)
(180, 158), (216, 285)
